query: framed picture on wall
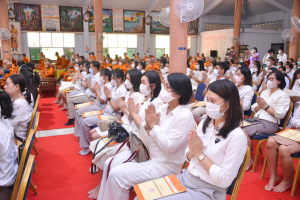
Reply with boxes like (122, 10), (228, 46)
(88, 9), (113, 33)
(8, 7), (16, 21)
(150, 12), (169, 34)
(9, 21), (23, 55)
(123, 10), (145, 33)
(188, 18), (199, 35)
(14, 3), (42, 31)
(59, 6), (83, 32)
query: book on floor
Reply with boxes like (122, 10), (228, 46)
(192, 101), (206, 107)
(134, 174), (186, 200)
(97, 115), (123, 123)
(276, 128), (300, 143)
(82, 110), (104, 118)
(75, 102), (93, 109)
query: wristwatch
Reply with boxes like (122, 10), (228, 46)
(198, 154), (206, 161)
(107, 97), (111, 101)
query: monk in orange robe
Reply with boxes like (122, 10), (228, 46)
(58, 61), (76, 82)
(41, 65), (54, 78)
(100, 61), (107, 70)
(145, 59), (159, 71)
(89, 52), (96, 61)
(136, 53), (140, 59)
(58, 55), (69, 69)
(143, 54), (149, 61)
(112, 60), (121, 70)
(0, 62), (14, 88)
(12, 64), (18, 74)
(11, 57), (17, 66)
(10, 24), (18, 52)
(22, 53), (30, 63)
(55, 52), (62, 67)
(189, 58), (197, 70)
(124, 52), (130, 61)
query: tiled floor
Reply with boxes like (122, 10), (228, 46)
(36, 127), (75, 138)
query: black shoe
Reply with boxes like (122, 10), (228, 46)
(65, 118), (75, 125)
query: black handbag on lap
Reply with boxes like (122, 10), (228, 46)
(90, 121), (129, 174)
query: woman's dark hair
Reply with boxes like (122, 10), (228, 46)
(19, 70), (38, 104)
(286, 63), (293, 70)
(91, 61), (100, 70)
(8, 74), (32, 105)
(224, 61), (230, 69)
(17, 61), (25, 67)
(268, 67), (278, 73)
(160, 58), (167, 68)
(278, 61), (283, 66)
(203, 80), (243, 138)
(0, 90), (14, 119)
(252, 47), (258, 52)
(267, 71), (286, 90)
(210, 61), (217, 67)
(253, 61), (261, 76)
(197, 59), (205, 71)
(238, 67), (252, 86)
(216, 62), (229, 74)
(83, 61), (90, 74)
(139, 61), (146, 70)
(128, 69), (142, 92)
(143, 71), (161, 102)
(293, 68), (300, 81)
(167, 73), (192, 105)
(134, 61), (139, 68)
(112, 68), (125, 81)
(238, 62), (247, 68)
(101, 68), (112, 81)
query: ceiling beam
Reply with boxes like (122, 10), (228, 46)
(145, 0), (161, 15)
(201, 0), (224, 16)
(263, 0), (290, 13)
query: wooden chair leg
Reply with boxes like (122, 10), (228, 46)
(261, 156), (267, 179)
(252, 140), (266, 172)
(291, 161), (300, 196)
(32, 144), (39, 156)
(33, 167), (37, 173)
(30, 180), (38, 195)
(35, 137), (38, 142)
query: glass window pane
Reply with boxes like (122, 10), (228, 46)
(103, 48), (108, 57)
(64, 33), (75, 47)
(118, 34), (128, 48)
(187, 36), (191, 49)
(28, 32), (40, 47)
(108, 34), (118, 48)
(103, 34), (108, 48)
(52, 33), (64, 47)
(64, 48), (74, 60)
(165, 48), (170, 57)
(164, 36), (170, 49)
(127, 49), (136, 59)
(156, 49), (164, 58)
(108, 48), (127, 59)
(42, 48), (63, 60)
(29, 48), (41, 60)
(156, 35), (165, 48)
(40, 33), (52, 47)
(127, 35), (137, 48)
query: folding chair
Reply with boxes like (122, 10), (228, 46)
(251, 101), (293, 172)
(194, 82), (206, 101)
(31, 112), (40, 156)
(244, 91), (258, 117)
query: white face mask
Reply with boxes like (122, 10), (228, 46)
(266, 61), (270, 66)
(119, 62), (122, 65)
(124, 80), (133, 89)
(286, 69), (291, 73)
(206, 102), (228, 120)
(278, 50), (282, 54)
(137, 65), (142, 70)
(204, 66), (207, 70)
(252, 68), (258, 73)
(293, 65), (297, 69)
(131, 64), (135, 68)
(195, 65), (200, 70)
(99, 76), (105, 84)
(75, 59), (78, 62)
(164, 67), (169, 73)
(213, 69), (219, 76)
(208, 66), (213, 72)
(267, 80), (277, 89)
(75, 66), (79, 71)
(139, 84), (151, 96)
(112, 61), (116, 65)
(231, 49), (233, 52)
(231, 66), (237, 72)
(159, 88), (175, 103)
(111, 79), (118, 86)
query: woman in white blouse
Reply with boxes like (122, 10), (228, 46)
(149, 79), (247, 200)
(5, 74), (33, 141)
(87, 71), (163, 199)
(243, 71), (290, 170)
(278, 66), (290, 89)
(285, 63), (294, 79)
(0, 91), (18, 200)
(291, 68), (300, 110)
(206, 61), (217, 81)
(97, 73), (195, 200)
(188, 60), (206, 91)
(251, 61), (263, 92)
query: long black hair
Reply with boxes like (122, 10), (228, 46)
(128, 69), (142, 92)
(238, 67), (252, 86)
(19, 70), (38, 104)
(203, 80), (243, 138)
(112, 68), (125, 82)
(0, 90), (13, 119)
(197, 60), (205, 71)
(8, 74), (32, 105)
(253, 61), (261, 77)
(167, 73), (192, 105)
(143, 71), (161, 102)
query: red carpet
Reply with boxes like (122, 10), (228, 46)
(38, 96), (74, 130)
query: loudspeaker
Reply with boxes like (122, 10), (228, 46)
(210, 50), (218, 57)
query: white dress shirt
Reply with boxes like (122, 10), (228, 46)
(141, 104), (195, 175)
(185, 120), (247, 188)
(287, 71), (294, 80)
(191, 71), (205, 90)
(289, 105), (300, 128)
(98, 82), (113, 102)
(262, 53), (272, 65)
(277, 53), (287, 63)
(74, 73), (92, 92)
(103, 84), (127, 115)
(0, 116), (18, 186)
(252, 72), (263, 92)
(251, 88), (290, 124)
(85, 72), (100, 97)
(9, 99), (33, 140)
(238, 85), (254, 111)
(284, 76), (290, 89)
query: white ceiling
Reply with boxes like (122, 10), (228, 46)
(8, 0), (294, 17)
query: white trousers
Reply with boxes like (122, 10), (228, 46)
(97, 150), (171, 200)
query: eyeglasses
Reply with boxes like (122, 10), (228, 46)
(267, 78), (277, 81)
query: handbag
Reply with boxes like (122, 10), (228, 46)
(90, 121), (129, 174)
(106, 131), (150, 178)
(99, 120), (112, 132)
(14, 133), (25, 164)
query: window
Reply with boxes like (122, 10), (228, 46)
(155, 35), (170, 57)
(27, 32), (75, 60)
(102, 34), (137, 59)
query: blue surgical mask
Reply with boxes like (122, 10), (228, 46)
(297, 62), (300, 65)
(89, 68), (93, 74)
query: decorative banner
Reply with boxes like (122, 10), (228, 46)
(59, 6), (83, 32)
(188, 18), (199, 35)
(9, 21), (23, 55)
(14, 3), (42, 31)
(150, 12), (169, 34)
(113, 9), (123, 33)
(89, 9), (113, 32)
(41, 5), (60, 31)
(124, 10), (145, 33)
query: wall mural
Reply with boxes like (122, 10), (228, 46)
(14, 3), (42, 31)
(59, 6), (83, 32)
(150, 12), (169, 34)
(88, 9), (113, 32)
(124, 10), (145, 33)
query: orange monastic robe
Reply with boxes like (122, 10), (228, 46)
(56, 56), (62, 67)
(190, 62), (196, 70)
(125, 56), (130, 61)
(12, 64), (18, 74)
(90, 56), (96, 61)
(106, 63), (113, 69)
(12, 57), (17, 66)
(41, 66), (54, 78)
(10, 28), (18, 48)
(1, 69), (14, 88)
(38, 58), (45, 70)
(112, 64), (121, 71)
(100, 62), (107, 70)
(144, 56), (149, 60)
(23, 57), (30, 63)
(119, 65), (128, 74)
(155, 62), (161, 69)
(145, 64), (159, 71)
(60, 59), (69, 69)
(204, 60), (211, 67)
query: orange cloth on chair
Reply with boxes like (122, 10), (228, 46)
(112, 64), (121, 71)
(55, 56), (62, 67)
(12, 64), (18, 74)
(0, 68), (14, 88)
(38, 58), (45, 70)
(23, 57), (30, 63)
(41, 66), (54, 78)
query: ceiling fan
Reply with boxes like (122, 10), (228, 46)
(154, 0), (164, 11)
(83, 0), (93, 11)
